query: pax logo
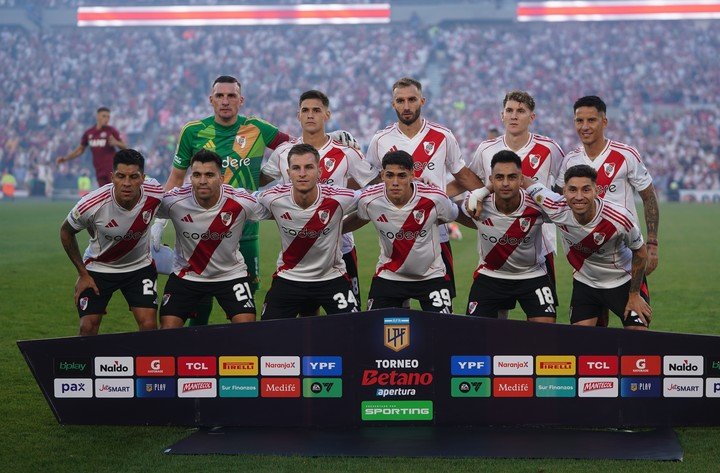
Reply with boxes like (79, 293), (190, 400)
(261, 378), (301, 398)
(177, 378), (217, 398)
(578, 377), (618, 398)
(95, 378), (134, 398)
(663, 378), (703, 398)
(621, 356), (661, 376)
(450, 356), (491, 376)
(578, 356), (618, 375)
(177, 356), (217, 376)
(94, 357), (134, 376)
(54, 378), (93, 398)
(705, 378), (720, 398)
(136, 357), (175, 376)
(261, 356), (300, 376)
(493, 356), (533, 375)
(302, 356), (342, 376)
(535, 356), (576, 375)
(219, 356), (258, 376)
(493, 378), (534, 397)
(663, 356), (704, 376)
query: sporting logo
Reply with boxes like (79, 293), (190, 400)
(135, 356), (175, 376)
(361, 400), (433, 421)
(177, 378), (217, 398)
(303, 378), (342, 398)
(663, 356), (703, 376)
(620, 355), (661, 376)
(493, 378), (534, 397)
(383, 317), (410, 352)
(219, 356), (258, 376)
(302, 356), (342, 376)
(578, 377), (618, 398)
(578, 355), (618, 375)
(261, 378), (301, 398)
(54, 378), (93, 398)
(663, 378), (703, 398)
(94, 357), (133, 377)
(451, 377), (491, 398)
(535, 356), (576, 376)
(535, 377), (576, 398)
(493, 356), (533, 375)
(95, 378), (134, 398)
(136, 378), (176, 398)
(219, 378), (259, 398)
(620, 377), (661, 397)
(177, 356), (217, 376)
(450, 356), (491, 376)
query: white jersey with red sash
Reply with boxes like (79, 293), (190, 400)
(557, 140), (653, 221)
(258, 183), (358, 282)
(357, 182), (458, 282)
(469, 133), (565, 254)
(462, 192), (547, 280)
(67, 180), (163, 273)
(527, 183), (644, 289)
(157, 184), (269, 282)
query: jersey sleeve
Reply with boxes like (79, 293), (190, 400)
(347, 148), (378, 187)
(435, 193), (459, 223)
(356, 196), (370, 221)
(246, 116), (280, 150)
(549, 141), (566, 184)
(243, 194), (273, 221)
(262, 147), (283, 181)
(173, 122), (197, 170)
(66, 199), (92, 231)
(468, 145), (486, 181)
(156, 196), (170, 219)
(525, 183), (567, 221)
(80, 129), (90, 147)
(626, 222), (644, 250)
(625, 148), (654, 192)
(555, 156), (570, 188)
(445, 132), (465, 175)
(364, 132), (382, 170)
(340, 189), (359, 215)
(110, 126), (122, 141)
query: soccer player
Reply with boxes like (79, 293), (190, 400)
(343, 150), (458, 313)
(524, 165), (652, 329)
(260, 89), (379, 305)
(468, 90), (565, 309)
(158, 150), (268, 328)
(60, 149), (163, 336)
(365, 77), (483, 302)
(57, 107), (127, 187)
(257, 143), (359, 319)
(457, 150), (556, 322)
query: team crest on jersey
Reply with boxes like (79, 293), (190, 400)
(413, 209), (425, 224)
(100, 132), (107, 138)
(142, 210), (152, 224)
(220, 212), (233, 227)
(323, 157), (336, 173)
(318, 210), (330, 225)
(79, 297), (89, 311)
(519, 217), (531, 233)
(162, 294), (171, 306)
(235, 136), (247, 148)
(423, 141), (435, 156)
(593, 232), (606, 245)
(604, 163), (615, 177)
(528, 154), (541, 169)
(468, 301), (478, 314)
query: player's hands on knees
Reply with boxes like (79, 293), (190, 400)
(646, 245), (659, 275)
(624, 292), (652, 326)
(74, 273), (100, 305)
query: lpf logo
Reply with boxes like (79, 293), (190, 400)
(384, 317), (410, 352)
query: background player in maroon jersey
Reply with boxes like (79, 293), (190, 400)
(57, 107), (127, 187)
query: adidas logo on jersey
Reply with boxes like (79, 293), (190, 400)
(181, 214), (194, 223)
(105, 219), (119, 228)
(481, 218), (493, 227)
(545, 306), (556, 313)
(376, 214), (389, 223)
(280, 212), (292, 220)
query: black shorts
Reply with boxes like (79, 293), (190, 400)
(466, 274), (556, 319)
(570, 279), (649, 327)
(440, 240), (456, 298)
(261, 275), (358, 320)
(343, 247), (362, 306)
(160, 274), (256, 321)
(544, 253), (559, 307)
(76, 264), (157, 317)
(368, 277), (453, 314)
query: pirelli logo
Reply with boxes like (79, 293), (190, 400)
(218, 356), (258, 376)
(536, 356), (576, 375)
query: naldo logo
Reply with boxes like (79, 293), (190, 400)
(94, 357), (134, 376)
(663, 356), (703, 376)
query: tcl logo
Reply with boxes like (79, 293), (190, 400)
(578, 356), (618, 375)
(621, 356), (661, 376)
(177, 356), (217, 376)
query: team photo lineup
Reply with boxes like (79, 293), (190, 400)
(58, 74), (660, 336)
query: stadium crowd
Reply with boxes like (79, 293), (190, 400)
(1, 20), (718, 196)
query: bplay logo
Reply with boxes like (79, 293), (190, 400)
(705, 378), (720, 398)
(493, 377), (534, 397)
(302, 356), (342, 376)
(54, 357), (91, 377)
(535, 356), (576, 376)
(303, 378), (342, 398)
(663, 356), (703, 376)
(54, 378), (93, 398)
(261, 377), (300, 398)
(135, 356), (175, 376)
(451, 377), (491, 397)
(261, 356), (300, 376)
(95, 378), (134, 398)
(94, 357), (134, 377)
(535, 378), (576, 398)
(663, 378), (703, 398)
(177, 356), (217, 376)
(493, 356), (533, 375)
(136, 378), (176, 398)
(620, 377), (661, 397)
(578, 356), (618, 376)
(177, 378), (217, 398)
(361, 400), (433, 421)
(620, 355), (661, 376)
(219, 356), (258, 376)
(707, 358), (720, 376)
(219, 378), (259, 398)
(578, 377), (618, 398)
(450, 356), (491, 376)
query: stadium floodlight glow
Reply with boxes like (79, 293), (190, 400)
(77, 4), (391, 27)
(517, 0), (720, 22)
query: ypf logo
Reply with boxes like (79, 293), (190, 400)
(450, 356), (491, 376)
(302, 356), (342, 376)
(383, 317), (410, 352)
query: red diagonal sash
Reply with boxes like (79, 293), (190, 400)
(376, 196), (434, 275)
(320, 147), (346, 183)
(277, 198), (341, 272)
(595, 150), (625, 197)
(410, 128), (446, 179)
(522, 143), (550, 179)
(178, 198), (243, 278)
(477, 207), (539, 272)
(566, 218), (618, 272)
(90, 197), (159, 264)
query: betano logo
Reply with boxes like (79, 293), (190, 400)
(219, 356), (258, 376)
(536, 356), (576, 375)
(361, 400), (433, 421)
